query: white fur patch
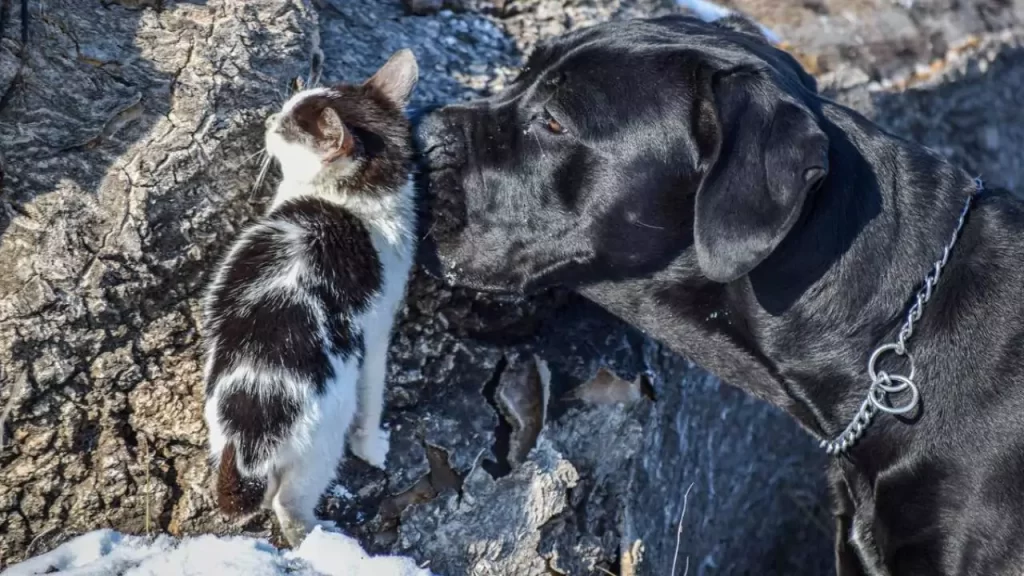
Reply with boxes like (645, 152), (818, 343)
(279, 87), (331, 116)
(264, 87), (360, 186)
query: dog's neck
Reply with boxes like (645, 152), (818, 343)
(581, 101), (982, 443)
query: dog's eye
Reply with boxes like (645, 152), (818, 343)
(541, 110), (567, 135)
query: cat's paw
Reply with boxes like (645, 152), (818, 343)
(279, 517), (309, 549)
(351, 427), (390, 469)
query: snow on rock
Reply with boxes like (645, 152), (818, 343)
(676, 0), (782, 43)
(2, 527), (433, 576)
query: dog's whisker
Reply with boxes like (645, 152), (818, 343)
(633, 220), (664, 230)
(532, 130), (547, 159)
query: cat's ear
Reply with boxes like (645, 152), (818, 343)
(318, 106), (354, 164)
(365, 49), (419, 108)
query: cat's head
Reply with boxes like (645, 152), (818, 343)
(264, 49), (419, 191)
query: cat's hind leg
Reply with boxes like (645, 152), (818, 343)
(271, 367), (357, 547)
(271, 428), (349, 546)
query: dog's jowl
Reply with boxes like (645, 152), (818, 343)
(418, 15), (1024, 576)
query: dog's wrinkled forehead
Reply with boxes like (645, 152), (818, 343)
(514, 16), (816, 99)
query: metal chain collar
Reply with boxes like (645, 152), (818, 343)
(821, 177), (984, 456)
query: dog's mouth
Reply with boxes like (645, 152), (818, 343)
(413, 113), (472, 284)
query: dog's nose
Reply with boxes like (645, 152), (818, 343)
(414, 107), (452, 154)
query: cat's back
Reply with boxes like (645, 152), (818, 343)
(265, 197), (383, 305)
(203, 197), (383, 391)
(212, 197), (382, 308)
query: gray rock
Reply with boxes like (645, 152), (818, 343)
(404, 0), (447, 15)
(1, 0), (1022, 574)
(727, 0), (1024, 83)
(842, 33), (1024, 193)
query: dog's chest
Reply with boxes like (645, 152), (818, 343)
(848, 508), (890, 576)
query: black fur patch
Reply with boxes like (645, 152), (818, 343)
(273, 199), (379, 360)
(207, 200), (380, 386)
(219, 387), (302, 470)
(273, 198), (382, 313)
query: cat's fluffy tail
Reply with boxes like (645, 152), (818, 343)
(215, 443), (267, 516)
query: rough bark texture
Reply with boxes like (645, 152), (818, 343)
(1, 0), (1022, 573)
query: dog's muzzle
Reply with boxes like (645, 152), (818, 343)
(414, 108), (473, 283)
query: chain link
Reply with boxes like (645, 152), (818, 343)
(822, 178), (983, 456)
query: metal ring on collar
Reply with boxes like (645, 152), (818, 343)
(867, 343), (916, 383)
(869, 374), (920, 415)
(874, 371), (912, 393)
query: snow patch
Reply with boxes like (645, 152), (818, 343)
(2, 527), (433, 576)
(676, 0), (782, 44)
(329, 484), (354, 499)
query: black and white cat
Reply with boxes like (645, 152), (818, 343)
(202, 50), (419, 546)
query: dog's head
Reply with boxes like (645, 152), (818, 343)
(418, 16), (829, 293)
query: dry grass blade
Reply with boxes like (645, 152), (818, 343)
(143, 439), (152, 536)
(670, 482), (695, 576)
(0, 372), (24, 452)
(21, 526), (59, 563)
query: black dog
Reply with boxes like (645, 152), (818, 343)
(417, 14), (1024, 576)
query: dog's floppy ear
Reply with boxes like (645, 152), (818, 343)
(692, 70), (829, 283)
